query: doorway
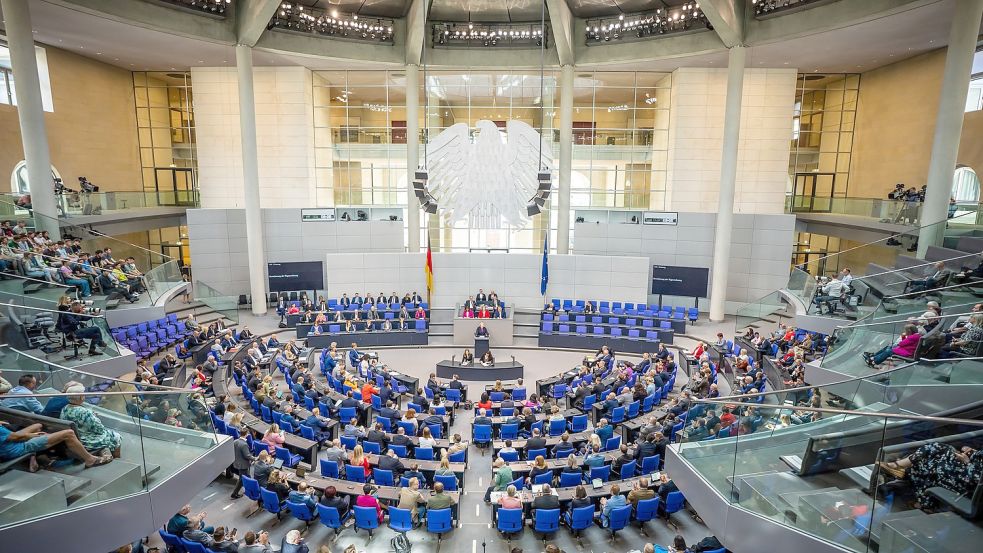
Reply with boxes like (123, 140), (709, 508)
(153, 167), (197, 206)
(789, 172), (836, 213)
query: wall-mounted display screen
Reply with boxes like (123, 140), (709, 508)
(651, 265), (709, 297)
(268, 261), (324, 292)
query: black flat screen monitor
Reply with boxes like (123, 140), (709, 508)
(651, 265), (709, 298)
(268, 261), (323, 292)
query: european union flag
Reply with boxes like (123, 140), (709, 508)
(541, 233), (549, 296)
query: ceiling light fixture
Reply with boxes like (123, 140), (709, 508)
(269, 2), (394, 43)
(432, 22), (547, 48)
(752, 0), (827, 19)
(158, 0), (232, 17)
(585, 3), (710, 45)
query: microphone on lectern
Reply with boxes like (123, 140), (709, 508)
(511, 355), (516, 364)
(451, 355), (455, 365)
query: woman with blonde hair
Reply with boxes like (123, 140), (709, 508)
(434, 453), (455, 477)
(350, 443), (371, 479)
(261, 423), (285, 454)
(266, 469), (290, 501)
(418, 426), (437, 449)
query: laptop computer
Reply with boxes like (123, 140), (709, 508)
(272, 458), (284, 470)
(591, 478), (603, 490)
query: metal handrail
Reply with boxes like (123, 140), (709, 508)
(824, 307), (979, 330)
(3, 346), (187, 392)
(793, 210), (979, 269)
(0, 300), (108, 319)
(710, 356), (983, 403)
(685, 397), (983, 427)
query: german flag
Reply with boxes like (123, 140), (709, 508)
(425, 235), (434, 302)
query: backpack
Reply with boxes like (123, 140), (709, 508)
(692, 536), (724, 552)
(391, 533), (412, 553)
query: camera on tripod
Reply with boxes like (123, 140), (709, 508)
(53, 177), (72, 195)
(78, 177), (99, 193)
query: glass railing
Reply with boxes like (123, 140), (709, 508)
(734, 290), (789, 333)
(792, 210), (981, 282)
(787, 194), (927, 225)
(675, 398), (983, 553)
(0, 274), (73, 310)
(0, 302), (122, 367)
(195, 280), (239, 325)
(0, 195), (188, 305)
(143, 260), (186, 305)
(0, 350), (220, 530)
(0, 188), (198, 219)
(821, 308), (983, 379)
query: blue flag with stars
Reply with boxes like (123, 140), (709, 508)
(541, 233), (549, 296)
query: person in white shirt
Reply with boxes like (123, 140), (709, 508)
(813, 277), (846, 315)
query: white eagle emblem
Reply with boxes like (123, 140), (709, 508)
(424, 120), (553, 228)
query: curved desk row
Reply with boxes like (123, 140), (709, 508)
(537, 332), (667, 354)
(304, 330), (429, 348)
(435, 360), (524, 381)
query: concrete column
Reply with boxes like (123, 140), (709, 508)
(557, 64), (574, 254)
(2, 0), (59, 239)
(235, 44), (267, 315)
(917, 1), (983, 257)
(406, 64), (421, 253)
(709, 45), (746, 322)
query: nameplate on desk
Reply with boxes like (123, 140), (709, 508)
(301, 208), (336, 222)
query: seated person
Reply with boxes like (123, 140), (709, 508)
(414, 305), (427, 319)
(0, 419), (112, 469)
(597, 484), (626, 527)
(862, 324), (921, 368)
(57, 302), (109, 356)
(812, 277), (846, 314)
(60, 384), (122, 458)
(906, 261), (952, 294)
(460, 348), (474, 366)
(319, 485), (350, 517)
(479, 351), (495, 367)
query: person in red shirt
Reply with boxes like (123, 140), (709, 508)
(414, 306), (426, 319)
(719, 406), (736, 428)
(477, 305), (491, 319)
(361, 381), (379, 405)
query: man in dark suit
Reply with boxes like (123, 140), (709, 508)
(525, 428), (547, 453)
(476, 289), (488, 303)
(390, 426), (415, 455)
(366, 422), (389, 450)
(376, 450), (405, 478)
(411, 291), (423, 304)
(378, 381), (394, 404)
(387, 292), (400, 304)
(635, 433), (659, 462)
(529, 484), (560, 527)
(422, 408), (444, 431)
(602, 392), (621, 417)
(610, 444), (635, 476)
(413, 389), (431, 413)
(379, 400), (401, 422)
(463, 296), (476, 311)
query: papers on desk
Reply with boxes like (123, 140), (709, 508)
(531, 484), (558, 496)
(490, 491), (506, 503)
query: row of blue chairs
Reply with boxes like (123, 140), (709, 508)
(542, 323), (669, 338)
(283, 299), (430, 311)
(309, 319), (428, 332)
(316, 458), (461, 489)
(111, 314), (188, 360)
(549, 299), (698, 321)
(228, 476), (456, 544)
(496, 490), (691, 543)
(545, 313), (683, 325)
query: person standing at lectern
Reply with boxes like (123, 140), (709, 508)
(461, 349), (474, 366)
(475, 323), (490, 338)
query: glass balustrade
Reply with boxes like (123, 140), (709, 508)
(194, 280), (239, 325)
(0, 189), (198, 219)
(675, 399), (983, 553)
(0, 348), (221, 530)
(0, 195), (188, 305)
(0, 302), (121, 368)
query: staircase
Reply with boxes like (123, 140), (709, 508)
(512, 308), (542, 347)
(428, 307), (455, 346)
